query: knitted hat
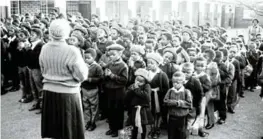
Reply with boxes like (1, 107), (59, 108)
(111, 26), (123, 36)
(31, 25), (43, 38)
(41, 19), (49, 28)
(130, 45), (145, 56)
(49, 19), (71, 40)
(99, 26), (110, 37)
(71, 32), (84, 47)
(146, 52), (163, 65)
(135, 68), (149, 81)
(182, 28), (193, 37)
(163, 47), (177, 61)
(73, 25), (87, 35)
(162, 32), (172, 41)
(85, 48), (97, 59)
(19, 29), (30, 37)
(20, 22), (31, 32)
(106, 44), (124, 51)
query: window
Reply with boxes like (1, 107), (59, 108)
(10, 0), (20, 15)
(66, 1), (79, 15)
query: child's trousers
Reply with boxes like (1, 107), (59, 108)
(82, 88), (99, 124)
(168, 115), (187, 139)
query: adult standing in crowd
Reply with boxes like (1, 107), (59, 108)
(39, 19), (88, 139)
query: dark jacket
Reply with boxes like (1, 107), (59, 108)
(160, 63), (177, 87)
(104, 59), (128, 89)
(26, 41), (44, 69)
(217, 62), (232, 85)
(184, 76), (204, 116)
(81, 62), (103, 90)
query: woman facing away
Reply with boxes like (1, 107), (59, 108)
(39, 19), (89, 139)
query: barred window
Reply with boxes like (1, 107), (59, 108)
(66, 1), (79, 16)
(10, 0), (20, 15)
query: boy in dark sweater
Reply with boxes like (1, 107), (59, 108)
(81, 48), (103, 131)
(164, 71), (192, 139)
(104, 44), (128, 137)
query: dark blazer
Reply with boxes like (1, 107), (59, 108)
(26, 41), (44, 69)
(184, 76), (204, 116)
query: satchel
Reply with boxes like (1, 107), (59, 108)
(244, 59), (253, 77)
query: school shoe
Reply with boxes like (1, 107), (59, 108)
(205, 124), (214, 130)
(88, 123), (96, 131)
(147, 129), (154, 138)
(217, 119), (225, 125)
(111, 131), (118, 137)
(85, 122), (91, 130)
(28, 104), (40, 111)
(8, 86), (20, 92)
(198, 131), (209, 137)
(105, 130), (114, 135)
(35, 110), (42, 114)
(228, 107), (235, 114)
(239, 94), (245, 98)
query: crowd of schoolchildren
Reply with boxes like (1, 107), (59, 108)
(1, 8), (263, 139)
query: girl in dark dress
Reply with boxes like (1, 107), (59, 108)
(146, 53), (169, 138)
(125, 68), (154, 139)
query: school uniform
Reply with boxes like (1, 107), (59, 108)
(235, 55), (247, 96)
(216, 62), (232, 121)
(148, 69), (169, 125)
(26, 40), (44, 108)
(246, 50), (259, 90)
(81, 62), (103, 125)
(160, 63), (178, 87)
(163, 86), (192, 139)
(104, 58), (128, 132)
(227, 58), (241, 111)
(125, 84), (154, 139)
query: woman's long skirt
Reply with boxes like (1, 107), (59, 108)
(41, 90), (85, 139)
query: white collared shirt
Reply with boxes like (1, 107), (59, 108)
(148, 68), (160, 82)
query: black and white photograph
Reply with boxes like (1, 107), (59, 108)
(0, 0), (263, 139)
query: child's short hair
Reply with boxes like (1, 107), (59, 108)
(181, 62), (194, 70)
(172, 71), (186, 80)
(194, 56), (207, 64)
(204, 49), (216, 60)
(145, 39), (155, 45)
(215, 50), (223, 59)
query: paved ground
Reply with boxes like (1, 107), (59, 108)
(1, 87), (263, 139)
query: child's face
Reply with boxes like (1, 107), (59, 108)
(229, 48), (237, 59)
(130, 51), (140, 61)
(172, 76), (185, 89)
(145, 43), (154, 54)
(195, 60), (207, 73)
(172, 36), (180, 47)
(163, 52), (173, 64)
(84, 53), (94, 64)
(182, 32), (190, 42)
(160, 35), (169, 46)
(135, 76), (146, 86)
(188, 51), (196, 62)
(108, 50), (121, 62)
(182, 67), (193, 80)
(68, 36), (79, 46)
(147, 59), (158, 71)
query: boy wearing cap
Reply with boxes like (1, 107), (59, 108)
(164, 71), (192, 139)
(81, 48), (103, 131)
(104, 44), (128, 137)
(27, 26), (44, 114)
(125, 68), (153, 139)
(146, 52), (169, 138)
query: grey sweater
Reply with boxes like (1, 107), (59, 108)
(39, 40), (88, 93)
